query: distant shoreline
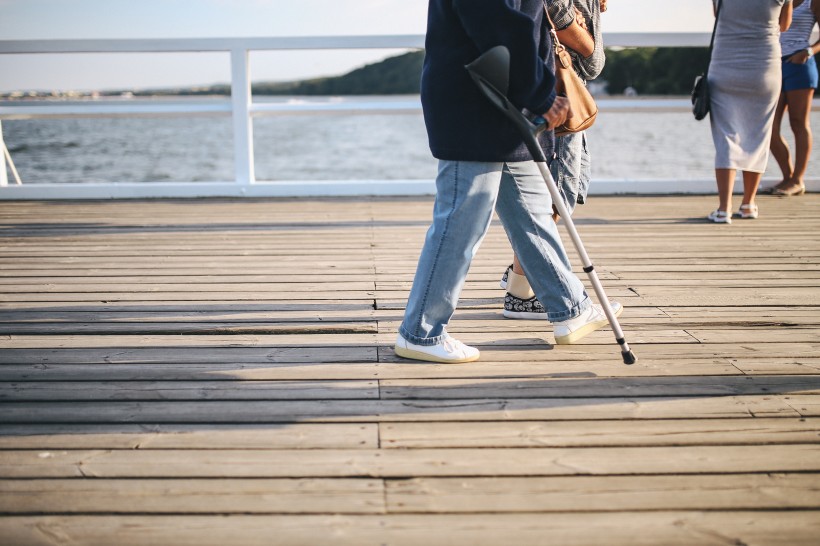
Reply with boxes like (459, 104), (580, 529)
(0, 94), (697, 102)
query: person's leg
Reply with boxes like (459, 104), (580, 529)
(508, 254), (535, 299)
(512, 254), (525, 276)
(504, 253), (543, 320)
(779, 87), (814, 194)
(495, 161), (590, 322)
(708, 168), (735, 223)
(741, 170), (763, 207)
(768, 92), (793, 190)
(506, 132), (584, 310)
(729, 170), (763, 219)
(576, 131), (592, 206)
(550, 132), (583, 218)
(399, 159), (501, 345)
(716, 168), (735, 211)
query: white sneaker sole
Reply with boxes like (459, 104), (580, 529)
(394, 345), (480, 364)
(503, 309), (550, 320)
(554, 303), (623, 345)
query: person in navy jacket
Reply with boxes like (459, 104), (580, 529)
(395, 0), (622, 364)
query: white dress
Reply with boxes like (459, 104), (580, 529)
(708, 0), (789, 172)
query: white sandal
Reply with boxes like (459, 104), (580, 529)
(733, 203), (758, 219)
(707, 209), (732, 224)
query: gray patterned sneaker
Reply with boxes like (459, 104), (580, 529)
(503, 292), (549, 320)
(499, 264), (514, 289)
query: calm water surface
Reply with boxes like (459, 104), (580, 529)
(3, 96), (816, 184)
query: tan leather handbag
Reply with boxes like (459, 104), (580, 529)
(543, 2), (598, 136)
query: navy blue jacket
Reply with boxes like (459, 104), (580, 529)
(422, 0), (557, 162)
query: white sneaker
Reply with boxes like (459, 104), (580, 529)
(553, 301), (623, 345)
(394, 333), (480, 363)
(733, 203), (759, 219)
(706, 210), (732, 224)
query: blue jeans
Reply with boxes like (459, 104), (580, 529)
(551, 131), (591, 213)
(399, 159), (591, 345)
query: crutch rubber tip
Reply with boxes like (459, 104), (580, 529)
(622, 350), (637, 365)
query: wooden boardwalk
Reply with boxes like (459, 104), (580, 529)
(0, 194), (818, 545)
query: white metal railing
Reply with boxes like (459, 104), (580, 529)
(1, 36), (433, 198)
(7, 32), (805, 200)
(0, 120), (22, 186)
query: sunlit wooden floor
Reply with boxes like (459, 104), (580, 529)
(1, 193), (818, 545)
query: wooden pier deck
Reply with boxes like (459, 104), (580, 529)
(0, 194), (819, 545)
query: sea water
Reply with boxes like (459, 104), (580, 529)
(2, 96), (816, 185)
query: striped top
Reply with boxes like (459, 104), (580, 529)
(781, 0), (817, 55)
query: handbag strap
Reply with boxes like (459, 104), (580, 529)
(705, 0), (723, 75)
(542, 0), (567, 54)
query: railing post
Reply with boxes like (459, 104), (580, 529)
(0, 121), (7, 187)
(230, 48), (255, 188)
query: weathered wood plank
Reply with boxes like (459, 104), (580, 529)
(377, 308), (820, 331)
(0, 291), (377, 302)
(0, 303), (378, 324)
(0, 359), (746, 382)
(0, 333), (378, 348)
(0, 479), (386, 514)
(379, 375), (820, 398)
(0, 380), (379, 401)
(385, 474), (820, 512)
(0, 474), (816, 514)
(0, 271), (376, 280)
(0, 423), (378, 449)
(0, 282), (376, 293)
(377, 342), (820, 362)
(380, 418), (820, 448)
(657, 306), (820, 326)
(2, 512), (818, 546)
(624, 286), (820, 306)
(0, 302), (376, 312)
(0, 395), (802, 424)
(784, 395), (820, 417)
(6, 377), (814, 403)
(2, 445), (818, 478)
(3, 345), (811, 367)
(732, 358), (820, 374)
(0, 322), (378, 335)
(0, 347), (378, 364)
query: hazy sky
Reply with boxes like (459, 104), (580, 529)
(0, 0), (716, 92)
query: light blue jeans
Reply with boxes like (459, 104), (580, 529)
(399, 159), (591, 346)
(551, 131), (591, 213)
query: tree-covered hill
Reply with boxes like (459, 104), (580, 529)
(599, 47), (712, 95)
(146, 51), (424, 97)
(254, 50), (424, 95)
(250, 47), (714, 96)
(138, 46), (817, 97)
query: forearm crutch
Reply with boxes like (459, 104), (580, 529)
(466, 46), (637, 365)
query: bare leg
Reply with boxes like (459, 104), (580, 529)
(715, 168), (736, 212)
(768, 93), (793, 190)
(783, 87), (814, 191)
(741, 170), (763, 207)
(512, 254), (524, 275)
